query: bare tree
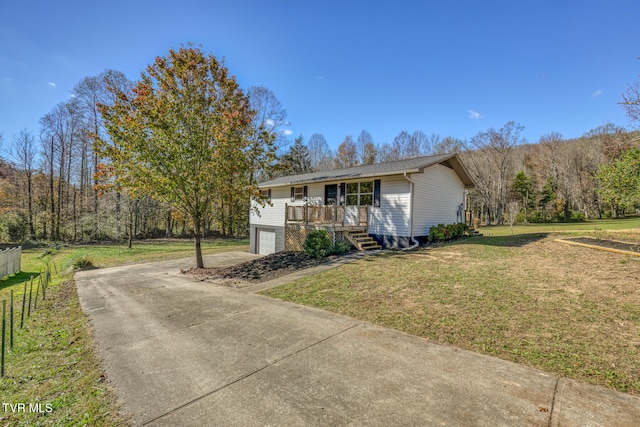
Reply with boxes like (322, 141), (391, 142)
(468, 121), (524, 224)
(391, 131), (411, 160)
(248, 86), (289, 150)
(584, 123), (634, 162)
(308, 133), (334, 171)
(433, 136), (465, 154)
(460, 148), (493, 224)
(506, 200), (520, 234)
(336, 135), (358, 168)
(621, 60), (640, 126)
(39, 98), (84, 240)
(74, 69), (133, 238)
(356, 130), (376, 165)
(12, 129), (38, 238)
(405, 131), (424, 158)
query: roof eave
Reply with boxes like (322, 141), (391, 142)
(258, 168), (423, 188)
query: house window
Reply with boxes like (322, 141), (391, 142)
(290, 186), (308, 202)
(345, 181), (374, 206)
(260, 189), (271, 202)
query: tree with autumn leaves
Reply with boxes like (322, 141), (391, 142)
(97, 45), (275, 268)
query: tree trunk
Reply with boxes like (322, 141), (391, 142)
(166, 209), (172, 238)
(116, 191), (121, 236)
(194, 220), (204, 268)
(128, 210), (133, 249)
(49, 137), (55, 241)
(73, 188), (78, 242)
(93, 151), (99, 238)
(27, 172), (35, 239)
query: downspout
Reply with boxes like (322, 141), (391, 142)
(402, 172), (420, 251)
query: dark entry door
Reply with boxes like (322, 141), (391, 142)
(325, 184), (337, 205)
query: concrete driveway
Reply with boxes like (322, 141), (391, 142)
(76, 252), (640, 426)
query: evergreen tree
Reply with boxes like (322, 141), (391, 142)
(279, 135), (312, 175)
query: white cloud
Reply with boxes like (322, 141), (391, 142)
(282, 129), (293, 136)
(468, 109), (484, 119)
(592, 89), (603, 98)
(48, 82), (56, 87)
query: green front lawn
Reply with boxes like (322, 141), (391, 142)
(478, 216), (640, 236)
(263, 230), (640, 395)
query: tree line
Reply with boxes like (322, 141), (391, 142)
(0, 58), (280, 245)
(1, 49), (639, 245)
(271, 120), (640, 226)
(276, 130), (465, 176)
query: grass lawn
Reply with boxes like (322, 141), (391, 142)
(478, 215), (640, 237)
(0, 238), (247, 426)
(263, 223), (640, 395)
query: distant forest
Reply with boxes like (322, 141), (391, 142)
(1, 67), (639, 243)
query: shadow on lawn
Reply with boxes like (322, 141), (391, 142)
(350, 234), (548, 262)
(450, 232), (548, 248)
(0, 271), (42, 292)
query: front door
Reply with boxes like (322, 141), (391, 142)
(324, 184), (337, 205)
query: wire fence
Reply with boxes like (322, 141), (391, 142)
(1, 262), (55, 377)
(0, 247), (22, 279)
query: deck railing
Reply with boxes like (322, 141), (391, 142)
(285, 204), (368, 227)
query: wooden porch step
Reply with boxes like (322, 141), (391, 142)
(350, 233), (369, 239)
(360, 241), (382, 249)
(345, 231), (382, 251)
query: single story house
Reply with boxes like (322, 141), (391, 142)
(249, 153), (475, 255)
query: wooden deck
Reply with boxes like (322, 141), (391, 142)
(285, 204), (369, 227)
(285, 204), (379, 251)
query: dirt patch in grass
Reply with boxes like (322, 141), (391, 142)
(263, 235), (640, 394)
(183, 251), (349, 287)
(564, 237), (640, 253)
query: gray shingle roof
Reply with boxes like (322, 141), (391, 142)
(259, 153), (474, 188)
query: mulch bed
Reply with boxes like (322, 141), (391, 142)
(183, 251), (348, 284)
(563, 237), (640, 253)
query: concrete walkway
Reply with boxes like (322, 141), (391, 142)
(75, 252), (640, 426)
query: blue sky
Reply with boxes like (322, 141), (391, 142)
(1, 0), (639, 156)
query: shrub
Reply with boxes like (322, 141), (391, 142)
(72, 256), (94, 270)
(571, 211), (586, 221)
(303, 230), (333, 259)
(429, 224), (447, 242)
(0, 211), (27, 243)
(429, 222), (468, 243)
(331, 241), (352, 255)
(448, 222), (468, 239)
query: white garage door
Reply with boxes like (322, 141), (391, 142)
(258, 229), (276, 255)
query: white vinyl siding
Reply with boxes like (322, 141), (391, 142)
(368, 175), (411, 237)
(250, 187), (289, 226)
(305, 184), (324, 205)
(411, 163), (465, 235)
(250, 184), (325, 227)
